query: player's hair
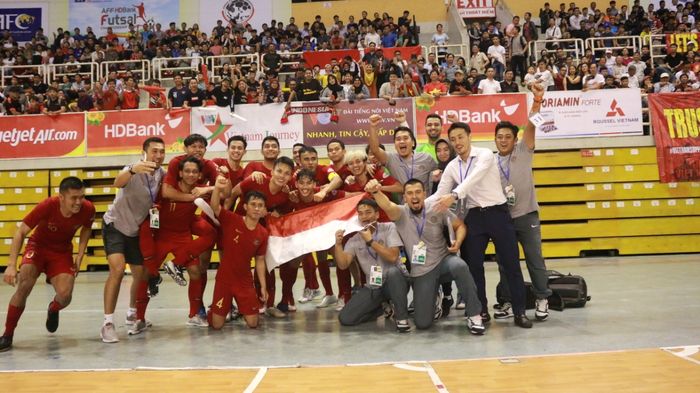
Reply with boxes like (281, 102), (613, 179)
(326, 138), (345, 150)
(495, 121), (519, 137)
(179, 156), (202, 171)
(184, 133), (208, 147)
(274, 156), (295, 171)
(296, 168), (317, 183)
(299, 145), (318, 157)
(59, 176), (85, 193)
(142, 137), (164, 151)
(244, 190), (267, 204)
(357, 198), (379, 211)
(403, 178), (425, 192)
(365, 143), (385, 154)
(425, 114), (442, 124)
(447, 122), (472, 136)
(262, 135), (280, 148)
(344, 149), (367, 163)
(393, 126), (417, 150)
(227, 135), (247, 149)
(293, 142), (306, 150)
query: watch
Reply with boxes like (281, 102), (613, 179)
(128, 165), (136, 175)
(451, 191), (459, 200)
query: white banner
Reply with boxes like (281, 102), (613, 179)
(190, 104), (303, 151)
(69, 0), (180, 36)
(456, 0), (496, 18)
(198, 0), (273, 34)
(535, 89), (644, 139)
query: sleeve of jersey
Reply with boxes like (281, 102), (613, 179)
(205, 160), (219, 185)
(218, 208), (232, 226)
(22, 198), (50, 229)
(164, 159), (180, 186)
(326, 167), (339, 182)
(385, 223), (404, 248)
(256, 230), (269, 257)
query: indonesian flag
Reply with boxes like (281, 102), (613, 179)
(265, 194), (366, 271)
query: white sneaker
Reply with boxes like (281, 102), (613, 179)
(455, 294), (466, 310)
(128, 319), (148, 335)
(125, 313), (137, 326)
(466, 315), (486, 335)
(494, 302), (514, 319)
(164, 260), (187, 286)
(316, 295), (338, 308)
(299, 288), (321, 303)
(335, 298), (346, 311)
(535, 298), (549, 321)
(101, 323), (119, 343)
(187, 314), (209, 327)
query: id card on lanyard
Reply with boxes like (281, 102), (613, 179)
(366, 227), (383, 286)
(410, 209), (427, 265)
(498, 155), (516, 206)
(143, 173), (160, 229)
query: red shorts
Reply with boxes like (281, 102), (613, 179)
(211, 276), (258, 317)
(21, 242), (74, 279)
(154, 231), (199, 268)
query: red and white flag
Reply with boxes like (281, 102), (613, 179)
(265, 194), (365, 271)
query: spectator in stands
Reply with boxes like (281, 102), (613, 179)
(469, 45), (490, 76)
(424, 69), (448, 96)
(121, 77), (140, 110)
(500, 70), (520, 92)
(540, 3), (556, 34)
(183, 78), (207, 108)
(602, 74), (618, 89)
(533, 59), (555, 90)
(654, 73), (675, 92)
(297, 68), (323, 101)
(2, 89), (23, 115)
(211, 78), (234, 109)
(448, 69), (471, 95)
(478, 67), (502, 94)
(378, 71), (402, 102)
(487, 37), (506, 80)
(348, 76), (370, 101)
(30, 74), (48, 95)
(168, 74), (188, 109)
(399, 72), (421, 97)
(431, 23), (449, 57)
(509, 27), (528, 83)
(97, 79), (120, 110)
(564, 63), (584, 90)
(582, 63), (605, 90)
(320, 74), (345, 103)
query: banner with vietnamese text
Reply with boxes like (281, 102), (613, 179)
(302, 46), (422, 68)
(456, 0), (496, 18)
(0, 113), (85, 159)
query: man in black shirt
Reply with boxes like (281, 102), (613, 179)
(665, 44), (685, 72)
(500, 70), (520, 92)
(183, 78), (207, 108)
(30, 74), (48, 95)
(448, 70), (472, 95)
(168, 74), (188, 108)
(211, 79), (233, 110)
(42, 87), (67, 115)
(262, 43), (282, 74)
(296, 69), (322, 101)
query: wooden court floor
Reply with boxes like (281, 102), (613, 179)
(3, 346), (699, 393)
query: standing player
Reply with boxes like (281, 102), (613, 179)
(327, 138), (352, 180)
(243, 136), (281, 178)
(209, 179), (269, 330)
(1, 177), (95, 351)
(101, 137), (165, 343)
(211, 135), (247, 192)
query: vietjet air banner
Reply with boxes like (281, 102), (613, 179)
(0, 113), (85, 159)
(414, 93), (528, 142)
(86, 108), (189, 156)
(535, 89), (643, 139)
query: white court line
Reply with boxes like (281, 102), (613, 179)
(661, 345), (700, 366)
(393, 362), (449, 393)
(243, 367), (267, 393)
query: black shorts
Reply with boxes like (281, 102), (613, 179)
(102, 222), (143, 265)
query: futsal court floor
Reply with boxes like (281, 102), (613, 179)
(1, 254), (699, 392)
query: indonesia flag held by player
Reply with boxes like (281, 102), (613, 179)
(265, 194), (365, 270)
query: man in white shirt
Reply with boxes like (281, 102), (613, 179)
(534, 60), (554, 90)
(486, 37), (506, 79)
(583, 63), (605, 90)
(478, 67), (502, 94)
(545, 19), (562, 41)
(569, 8), (585, 37)
(628, 52), (646, 81)
(364, 25), (381, 48)
(431, 23), (449, 56)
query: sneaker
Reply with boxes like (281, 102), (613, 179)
(148, 275), (162, 298)
(535, 298), (549, 321)
(396, 319), (411, 333)
(335, 298), (346, 311)
(433, 289), (443, 321)
(101, 323), (119, 343)
(46, 307), (59, 333)
(382, 302), (394, 320)
(514, 314), (533, 328)
(407, 300), (415, 314)
(316, 295), (338, 308)
(441, 296), (454, 318)
(128, 319), (148, 335)
(187, 314), (209, 327)
(259, 307), (266, 315)
(229, 303), (241, 321)
(0, 335), (12, 352)
(480, 311), (492, 323)
(265, 307), (286, 318)
(494, 302), (514, 319)
(125, 313), (137, 326)
(455, 294), (466, 310)
(288, 304), (297, 312)
(276, 302), (289, 313)
(297, 288), (312, 303)
(466, 315), (486, 335)
(164, 260), (187, 286)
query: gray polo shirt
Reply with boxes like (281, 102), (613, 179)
(495, 140), (539, 219)
(344, 222), (403, 277)
(386, 151), (437, 195)
(394, 200), (456, 277)
(102, 166), (164, 237)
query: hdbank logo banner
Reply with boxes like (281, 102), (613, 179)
(69, 0), (179, 36)
(535, 89), (643, 139)
(0, 5), (46, 43)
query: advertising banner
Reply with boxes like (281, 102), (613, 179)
(0, 113), (85, 159)
(198, 0), (273, 36)
(302, 47), (423, 68)
(0, 3), (47, 43)
(535, 89), (643, 139)
(665, 33), (699, 53)
(414, 93), (528, 142)
(456, 0), (497, 18)
(191, 104), (302, 151)
(302, 98), (413, 147)
(648, 92), (700, 182)
(69, 0), (179, 37)
(86, 108), (190, 156)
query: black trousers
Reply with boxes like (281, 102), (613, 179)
(460, 204), (527, 314)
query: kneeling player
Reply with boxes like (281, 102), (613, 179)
(209, 177), (269, 329)
(1, 177), (95, 351)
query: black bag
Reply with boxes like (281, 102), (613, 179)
(547, 270), (591, 308)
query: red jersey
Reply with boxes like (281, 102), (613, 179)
(157, 184), (198, 233)
(330, 163), (352, 181)
(242, 161), (273, 178)
(288, 188), (346, 211)
(234, 177), (289, 216)
(165, 154), (219, 188)
(212, 158), (245, 188)
(141, 85), (167, 108)
(216, 209), (268, 280)
(121, 88), (140, 109)
(23, 196), (95, 253)
(100, 90), (120, 110)
(342, 170), (398, 193)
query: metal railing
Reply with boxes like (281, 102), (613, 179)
(151, 56), (205, 81)
(206, 53), (259, 82)
(261, 51), (303, 84)
(529, 38), (586, 65)
(585, 35), (643, 58)
(648, 33), (669, 67)
(1, 64), (47, 87)
(428, 44), (469, 62)
(46, 62), (99, 86)
(100, 59), (151, 82)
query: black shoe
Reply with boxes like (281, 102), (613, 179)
(0, 335), (12, 352)
(514, 314), (533, 329)
(276, 302), (289, 313)
(148, 275), (163, 298)
(46, 307), (59, 333)
(480, 311), (491, 323)
(441, 296), (454, 318)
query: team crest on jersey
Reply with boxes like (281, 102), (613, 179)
(429, 216), (440, 224)
(25, 250), (34, 259)
(253, 239), (260, 246)
(48, 223), (58, 232)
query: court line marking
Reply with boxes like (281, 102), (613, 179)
(661, 345), (700, 366)
(243, 367), (267, 393)
(393, 362), (449, 393)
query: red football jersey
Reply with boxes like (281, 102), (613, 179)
(234, 177), (290, 216)
(211, 158), (245, 188)
(342, 170), (398, 193)
(331, 163), (352, 181)
(288, 188), (346, 211)
(157, 183), (198, 233)
(242, 161), (273, 179)
(23, 196), (95, 253)
(216, 209), (268, 280)
(164, 154), (219, 188)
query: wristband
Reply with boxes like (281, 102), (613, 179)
(128, 165), (136, 175)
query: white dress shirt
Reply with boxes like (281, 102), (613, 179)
(428, 146), (506, 209)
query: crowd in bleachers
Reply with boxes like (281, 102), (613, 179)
(0, 1), (698, 115)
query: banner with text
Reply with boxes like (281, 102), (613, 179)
(456, 0), (496, 18)
(303, 98), (413, 147)
(649, 92), (700, 183)
(0, 113), (85, 159)
(414, 93), (528, 142)
(535, 89), (643, 139)
(69, 0), (179, 37)
(0, 3), (47, 43)
(198, 0), (273, 37)
(665, 33), (699, 53)
(191, 104), (303, 152)
(86, 108), (190, 156)
(302, 46), (422, 68)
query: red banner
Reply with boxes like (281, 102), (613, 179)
(302, 46), (422, 68)
(414, 93), (528, 142)
(457, 0), (496, 18)
(649, 92), (700, 183)
(86, 108), (190, 156)
(0, 113), (85, 159)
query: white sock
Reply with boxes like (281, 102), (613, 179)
(127, 307), (136, 315)
(104, 314), (114, 325)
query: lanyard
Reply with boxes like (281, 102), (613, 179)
(410, 208), (426, 238)
(400, 154), (414, 180)
(366, 226), (379, 260)
(141, 173), (157, 204)
(498, 155), (511, 182)
(458, 157), (474, 182)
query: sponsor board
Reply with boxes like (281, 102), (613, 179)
(69, 0), (179, 36)
(0, 113), (85, 159)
